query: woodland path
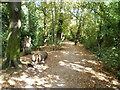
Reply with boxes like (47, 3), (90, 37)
(0, 41), (120, 88)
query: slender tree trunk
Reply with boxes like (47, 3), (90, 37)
(42, 5), (48, 45)
(70, 29), (75, 40)
(54, 1), (57, 49)
(28, 3), (32, 34)
(42, 7), (47, 31)
(2, 2), (22, 69)
(118, 1), (120, 49)
(51, 2), (55, 45)
(97, 3), (103, 57)
(41, 2), (47, 31)
(51, 2), (57, 50)
(57, 0), (63, 40)
(75, 19), (81, 45)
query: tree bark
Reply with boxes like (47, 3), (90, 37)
(2, 2), (22, 69)
(51, 2), (55, 45)
(42, 6), (47, 31)
(57, 0), (63, 40)
(54, 1), (57, 49)
(75, 19), (81, 45)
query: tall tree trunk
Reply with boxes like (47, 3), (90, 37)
(97, 3), (103, 57)
(50, 2), (57, 50)
(118, 1), (120, 49)
(28, 2), (36, 43)
(54, 1), (57, 49)
(42, 3), (48, 45)
(75, 19), (81, 45)
(42, 7), (47, 31)
(2, 2), (22, 69)
(57, 0), (63, 40)
(51, 2), (55, 45)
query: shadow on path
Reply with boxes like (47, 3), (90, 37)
(0, 41), (120, 88)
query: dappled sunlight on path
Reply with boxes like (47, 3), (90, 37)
(0, 64), (65, 88)
(0, 41), (120, 88)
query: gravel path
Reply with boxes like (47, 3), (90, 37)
(0, 41), (120, 88)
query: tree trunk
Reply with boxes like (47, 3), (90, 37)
(57, 14), (63, 40)
(42, 4), (48, 45)
(51, 2), (55, 45)
(42, 7), (47, 31)
(57, 0), (63, 40)
(97, 3), (103, 57)
(54, 1), (57, 49)
(51, 2), (57, 50)
(2, 2), (22, 69)
(75, 19), (81, 45)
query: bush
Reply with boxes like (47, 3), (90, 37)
(93, 46), (120, 79)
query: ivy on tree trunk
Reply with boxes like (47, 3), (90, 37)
(2, 2), (22, 69)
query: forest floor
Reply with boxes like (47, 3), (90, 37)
(0, 40), (120, 89)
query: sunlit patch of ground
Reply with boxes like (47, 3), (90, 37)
(0, 41), (120, 88)
(62, 41), (75, 45)
(58, 60), (120, 87)
(0, 64), (65, 88)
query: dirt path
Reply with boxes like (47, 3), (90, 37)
(0, 41), (120, 88)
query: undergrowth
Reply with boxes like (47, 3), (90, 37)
(86, 45), (120, 80)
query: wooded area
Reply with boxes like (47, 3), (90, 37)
(0, 1), (120, 88)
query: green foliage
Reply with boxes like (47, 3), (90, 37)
(76, 2), (120, 79)
(83, 37), (97, 49)
(93, 46), (120, 79)
(21, 2), (45, 49)
(1, 3), (9, 58)
(65, 32), (73, 41)
(32, 29), (45, 47)
(1, 1), (120, 78)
